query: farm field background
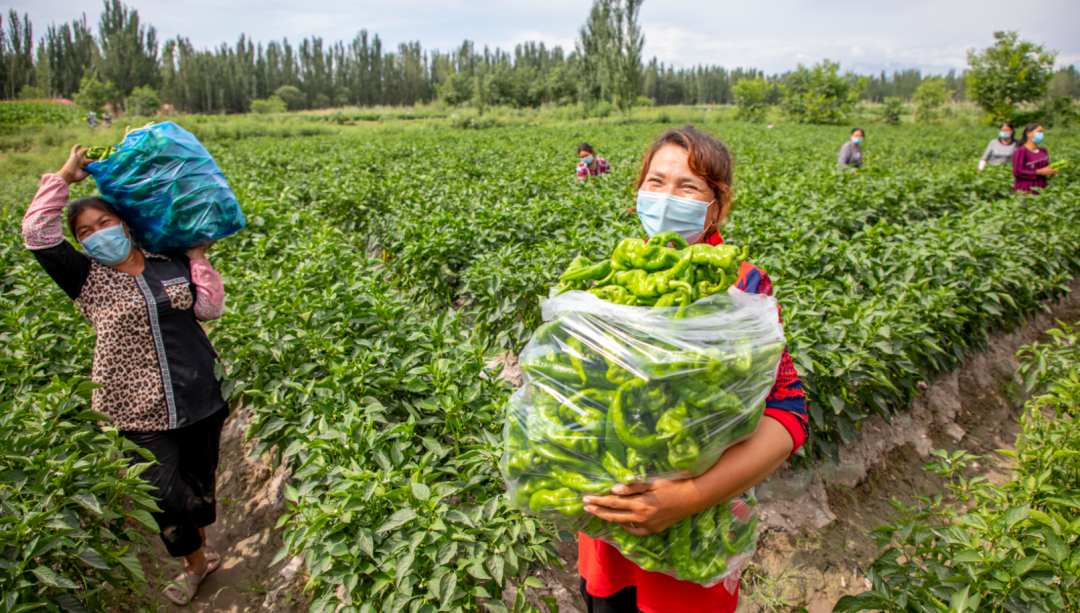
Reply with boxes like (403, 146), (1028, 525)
(2, 107), (1079, 611)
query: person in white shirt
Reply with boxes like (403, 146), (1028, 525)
(978, 122), (1017, 172)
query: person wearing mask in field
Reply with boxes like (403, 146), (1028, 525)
(577, 142), (611, 181)
(23, 144), (229, 606)
(1013, 124), (1058, 193)
(837, 127), (864, 169)
(978, 122), (1016, 172)
(577, 126), (809, 613)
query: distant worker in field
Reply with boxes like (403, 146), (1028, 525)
(978, 121), (1016, 172)
(1013, 123), (1058, 193)
(23, 144), (230, 606)
(837, 128), (864, 169)
(577, 142), (611, 180)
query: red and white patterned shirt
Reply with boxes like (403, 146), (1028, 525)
(576, 157), (611, 180)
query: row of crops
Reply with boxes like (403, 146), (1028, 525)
(1, 119), (1078, 611)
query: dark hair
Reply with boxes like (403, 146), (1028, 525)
(999, 121), (1014, 132)
(851, 127), (864, 136)
(578, 142), (595, 155)
(636, 125), (734, 223)
(1015, 123), (1042, 148)
(67, 197), (123, 239)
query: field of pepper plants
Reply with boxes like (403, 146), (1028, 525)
(1, 110), (1079, 612)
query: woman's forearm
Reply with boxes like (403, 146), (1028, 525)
(191, 259), (225, 321)
(683, 416), (794, 514)
(23, 174), (69, 250)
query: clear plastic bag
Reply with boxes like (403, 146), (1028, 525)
(500, 288), (786, 587)
(87, 121), (244, 253)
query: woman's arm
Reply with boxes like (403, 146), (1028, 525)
(1013, 147), (1039, 180)
(837, 143), (850, 167)
(187, 244), (225, 321)
(23, 146), (96, 300)
(582, 418), (793, 536)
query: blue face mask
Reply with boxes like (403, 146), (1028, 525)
(81, 224), (132, 265)
(999, 131), (1012, 140)
(1032, 132), (1045, 144)
(636, 191), (713, 244)
(582, 155), (595, 165)
(851, 137), (863, 145)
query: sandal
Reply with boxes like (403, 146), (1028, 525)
(163, 545), (221, 605)
(202, 539), (222, 574)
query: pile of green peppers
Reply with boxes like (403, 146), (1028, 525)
(552, 232), (749, 307)
(501, 302), (784, 584)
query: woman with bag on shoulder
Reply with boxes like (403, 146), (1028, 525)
(22, 144), (230, 606)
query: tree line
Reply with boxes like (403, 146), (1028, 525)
(2, 1), (1079, 119)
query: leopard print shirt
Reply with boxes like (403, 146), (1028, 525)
(75, 251), (173, 430)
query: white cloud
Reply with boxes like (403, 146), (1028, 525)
(11, 0), (1080, 74)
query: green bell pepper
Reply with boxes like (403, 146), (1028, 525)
(647, 231), (690, 250)
(611, 379), (666, 452)
(601, 450), (636, 484)
(561, 258), (613, 282)
(514, 476), (560, 508)
(529, 487), (585, 515)
(550, 466), (612, 494)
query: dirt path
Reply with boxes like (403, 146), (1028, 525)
(134, 409), (311, 612)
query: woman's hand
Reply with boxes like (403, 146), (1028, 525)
(187, 241), (216, 260)
(1037, 167), (1059, 177)
(582, 417), (795, 538)
(583, 479), (707, 537)
(57, 144), (93, 185)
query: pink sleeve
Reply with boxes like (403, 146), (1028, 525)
(190, 259), (225, 321)
(23, 174), (69, 250)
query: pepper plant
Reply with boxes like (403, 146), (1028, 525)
(835, 321), (1080, 612)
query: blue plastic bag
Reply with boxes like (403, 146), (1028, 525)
(87, 121), (244, 253)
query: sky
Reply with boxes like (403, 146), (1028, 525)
(15, 0), (1080, 75)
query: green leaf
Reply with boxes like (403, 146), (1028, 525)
(539, 595), (560, 613)
(75, 548), (109, 569)
(128, 509), (160, 533)
(31, 567), (78, 589)
(377, 508), (418, 533)
(70, 492), (102, 515)
(523, 576), (546, 588)
(357, 528), (374, 558)
(1011, 554), (1038, 577)
(949, 585), (970, 613)
(411, 482), (431, 502)
(116, 554), (146, 584)
(1003, 505), (1029, 530)
(53, 593), (89, 613)
(72, 409), (112, 421)
(437, 570), (457, 607)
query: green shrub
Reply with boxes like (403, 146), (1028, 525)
(914, 78), (953, 124)
(733, 77), (772, 123)
(251, 95), (287, 114)
(881, 97), (903, 125)
(274, 85), (306, 111)
(17, 85), (45, 100)
(128, 85), (161, 116)
(72, 73), (118, 115)
(780, 60), (865, 124)
(837, 321), (1080, 612)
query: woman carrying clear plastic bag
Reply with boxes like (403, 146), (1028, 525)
(576, 126), (809, 613)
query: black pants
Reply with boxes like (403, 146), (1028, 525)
(581, 579), (641, 613)
(122, 407), (228, 557)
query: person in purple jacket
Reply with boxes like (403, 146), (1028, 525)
(1012, 123), (1058, 193)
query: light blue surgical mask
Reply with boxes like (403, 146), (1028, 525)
(851, 137), (863, 145)
(636, 191), (713, 244)
(1033, 132), (1045, 144)
(999, 131), (1012, 140)
(81, 224), (132, 265)
(582, 155), (595, 165)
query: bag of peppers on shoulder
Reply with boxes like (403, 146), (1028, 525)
(500, 232), (788, 588)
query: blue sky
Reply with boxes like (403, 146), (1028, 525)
(17, 0), (1080, 75)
